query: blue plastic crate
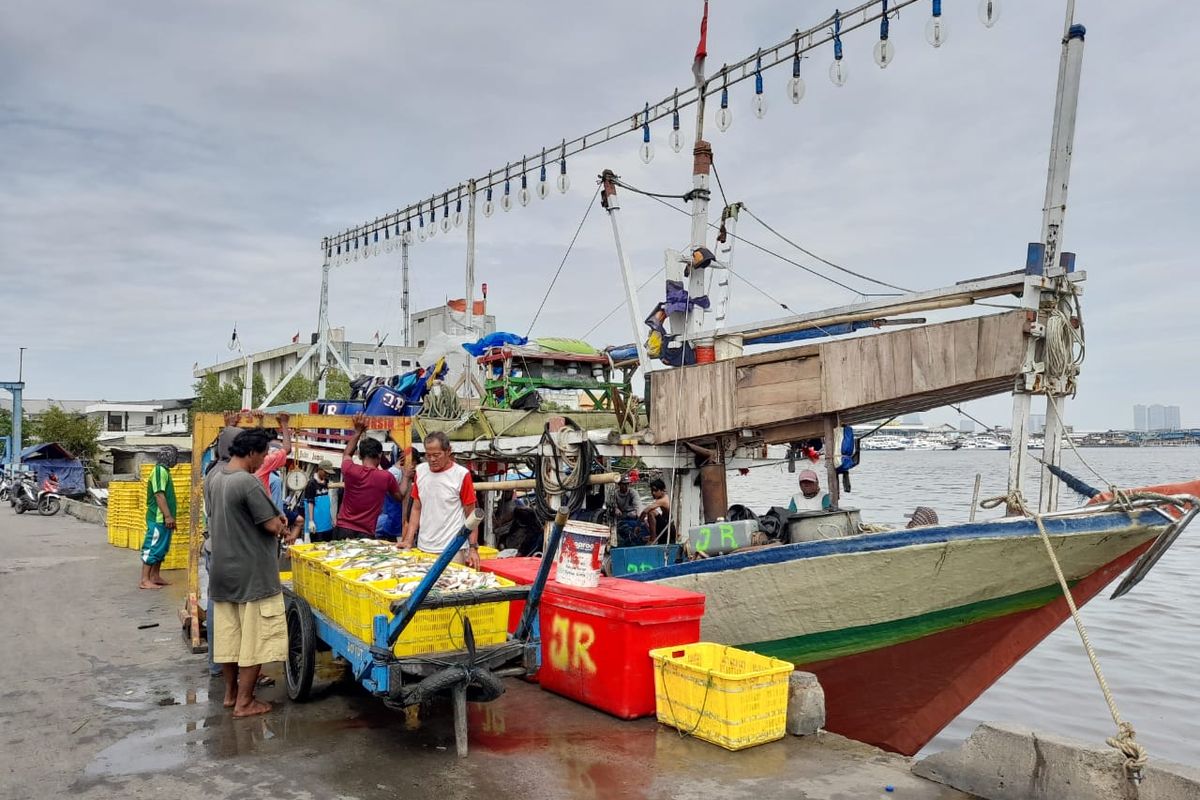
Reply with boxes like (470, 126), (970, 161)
(609, 544), (683, 576)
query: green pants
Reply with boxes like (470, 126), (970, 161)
(141, 523), (172, 566)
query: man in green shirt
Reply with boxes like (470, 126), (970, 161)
(139, 446), (178, 590)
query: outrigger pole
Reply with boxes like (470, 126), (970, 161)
(1007, 2), (1087, 514)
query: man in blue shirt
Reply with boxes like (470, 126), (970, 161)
(304, 460), (336, 543)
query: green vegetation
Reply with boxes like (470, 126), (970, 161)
(26, 406), (101, 467)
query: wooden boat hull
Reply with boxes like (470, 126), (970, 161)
(640, 501), (1182, 755)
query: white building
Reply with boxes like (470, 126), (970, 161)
(195, 302), (497, 399)
(85, 402), (163, 439)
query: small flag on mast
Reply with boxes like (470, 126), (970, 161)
(693, 0), (709, 82)
(291, 331), (300, 343)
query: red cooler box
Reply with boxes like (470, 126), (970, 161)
(537, 577), (705, 719)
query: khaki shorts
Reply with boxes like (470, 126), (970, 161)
(213, 593), (287, 667)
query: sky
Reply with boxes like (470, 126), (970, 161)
(2, 1), (1198, 431)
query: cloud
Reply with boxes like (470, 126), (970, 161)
(1, 0), (1198, 430)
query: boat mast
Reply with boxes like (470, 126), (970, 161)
(685, 2), (712, 342)
(1006, 2), (1086, 513)
(401, 238), (411, 347)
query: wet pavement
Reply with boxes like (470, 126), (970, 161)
(0, 511), (974, 800)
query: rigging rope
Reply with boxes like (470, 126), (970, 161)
(708, 159), (912, 294)
(579, 267), (666, 339)
(634, 190), (866, 295)
(526, 187), (601, 338)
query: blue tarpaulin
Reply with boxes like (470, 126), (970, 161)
(20, 443), (85, 495)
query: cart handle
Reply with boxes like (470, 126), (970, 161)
(514, 506), (570, 641)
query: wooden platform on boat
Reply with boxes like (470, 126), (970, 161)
(650, 310), (1027, 444)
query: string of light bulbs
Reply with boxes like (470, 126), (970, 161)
(323, 0), (1003, 262)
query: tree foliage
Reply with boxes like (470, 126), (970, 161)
(26, 406), (101, 463)
(273, 374), (318, 405)
(324, 369), (351, 401)
(192, 374), (243, 419)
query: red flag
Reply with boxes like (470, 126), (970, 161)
(693, 1), (709, 81)
(291, 331), (300, 343)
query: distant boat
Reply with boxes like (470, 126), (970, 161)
(861, 435), (907, 451)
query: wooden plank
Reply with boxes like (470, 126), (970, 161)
(889, 329), (914, 396)
(909, 326), (933, 394)
(738, 381), (822, 411)
(736, 357), (821, 389)
(735, 343), (821, 368)
(759, 419), (826, 444)
(955, 317), (980, 382)
(739, 399), (824, 427)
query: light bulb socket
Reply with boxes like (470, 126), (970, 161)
(720, 86), (729, 109)
(792, 54), (801, 77)
(932, 0), (942, 16)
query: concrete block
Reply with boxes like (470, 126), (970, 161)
(786, 670), (825, 736)
(913, 721), (1200, 800)
(64, 499), (106, 526)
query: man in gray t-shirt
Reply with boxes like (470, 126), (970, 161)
(205, 428), (296, 718)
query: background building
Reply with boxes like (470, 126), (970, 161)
(1029, 413), (1046, 435)
(1139, 403), (1182, 432)
(196, 302), (497, 396)
(1133, 404), (1148, 432)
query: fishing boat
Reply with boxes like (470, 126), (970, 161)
(313, 0), (1199, 759)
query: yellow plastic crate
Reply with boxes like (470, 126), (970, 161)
(414, 546), (499, 561)
(649, 643), (794, 751)
(107, 526), (129, 548)
(362, 576), (513, 655)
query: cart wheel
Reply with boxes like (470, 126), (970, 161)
(285, 592), (316, 702)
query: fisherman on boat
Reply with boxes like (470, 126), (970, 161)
(612, 474), (648, 546)
(787, 469), (831, 513)
(639, 478), (671, 542)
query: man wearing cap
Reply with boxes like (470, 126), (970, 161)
(788, 469), (831, 513)
(139, 445), (179, 590)
(304, 460), (337, 543)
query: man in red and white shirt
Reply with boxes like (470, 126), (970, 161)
(400, 431), (478, 567)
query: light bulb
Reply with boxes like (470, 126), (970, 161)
(669, 128), (683, 153)
(483, 200), (494, 217)
(556, 172), (570, 194)
(873, 39), (895, 69)
(428, 219), (436, 238)
(518, 186), (530, 207)
(418, 225), (426, 242)
(454, 211), (464, 227)
(535, 181), (548, 200)
(639, 141), (654, 164)
(716, 106), (732, 131)
(829, 59), (847, 87)
(353, 250), (359, 261)
(788, 76), (806, 104)
(385, 239), (393, 253)
(501, 193), (513, 212)
(752, 93), (768, 119)
(441, 216), (451, 233)
(403, 230), (413, 245)
(925, 16), (948, 47)
(374, 244), (381, 256)
(978, 0), (999, 27)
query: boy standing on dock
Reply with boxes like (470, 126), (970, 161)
(207, 428), (297, 717)
(138, 445), (178, 590)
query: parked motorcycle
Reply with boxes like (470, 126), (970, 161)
(0, 473), (11, 503)
(11, 473), (61, 516)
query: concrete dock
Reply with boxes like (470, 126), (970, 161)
(0, 511), (974, 800)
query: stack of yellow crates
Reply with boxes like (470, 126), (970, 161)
(106, 481), (145, 550)
(140, 463), (193, 570)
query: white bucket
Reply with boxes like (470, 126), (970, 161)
(556, 521), (610, 588)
